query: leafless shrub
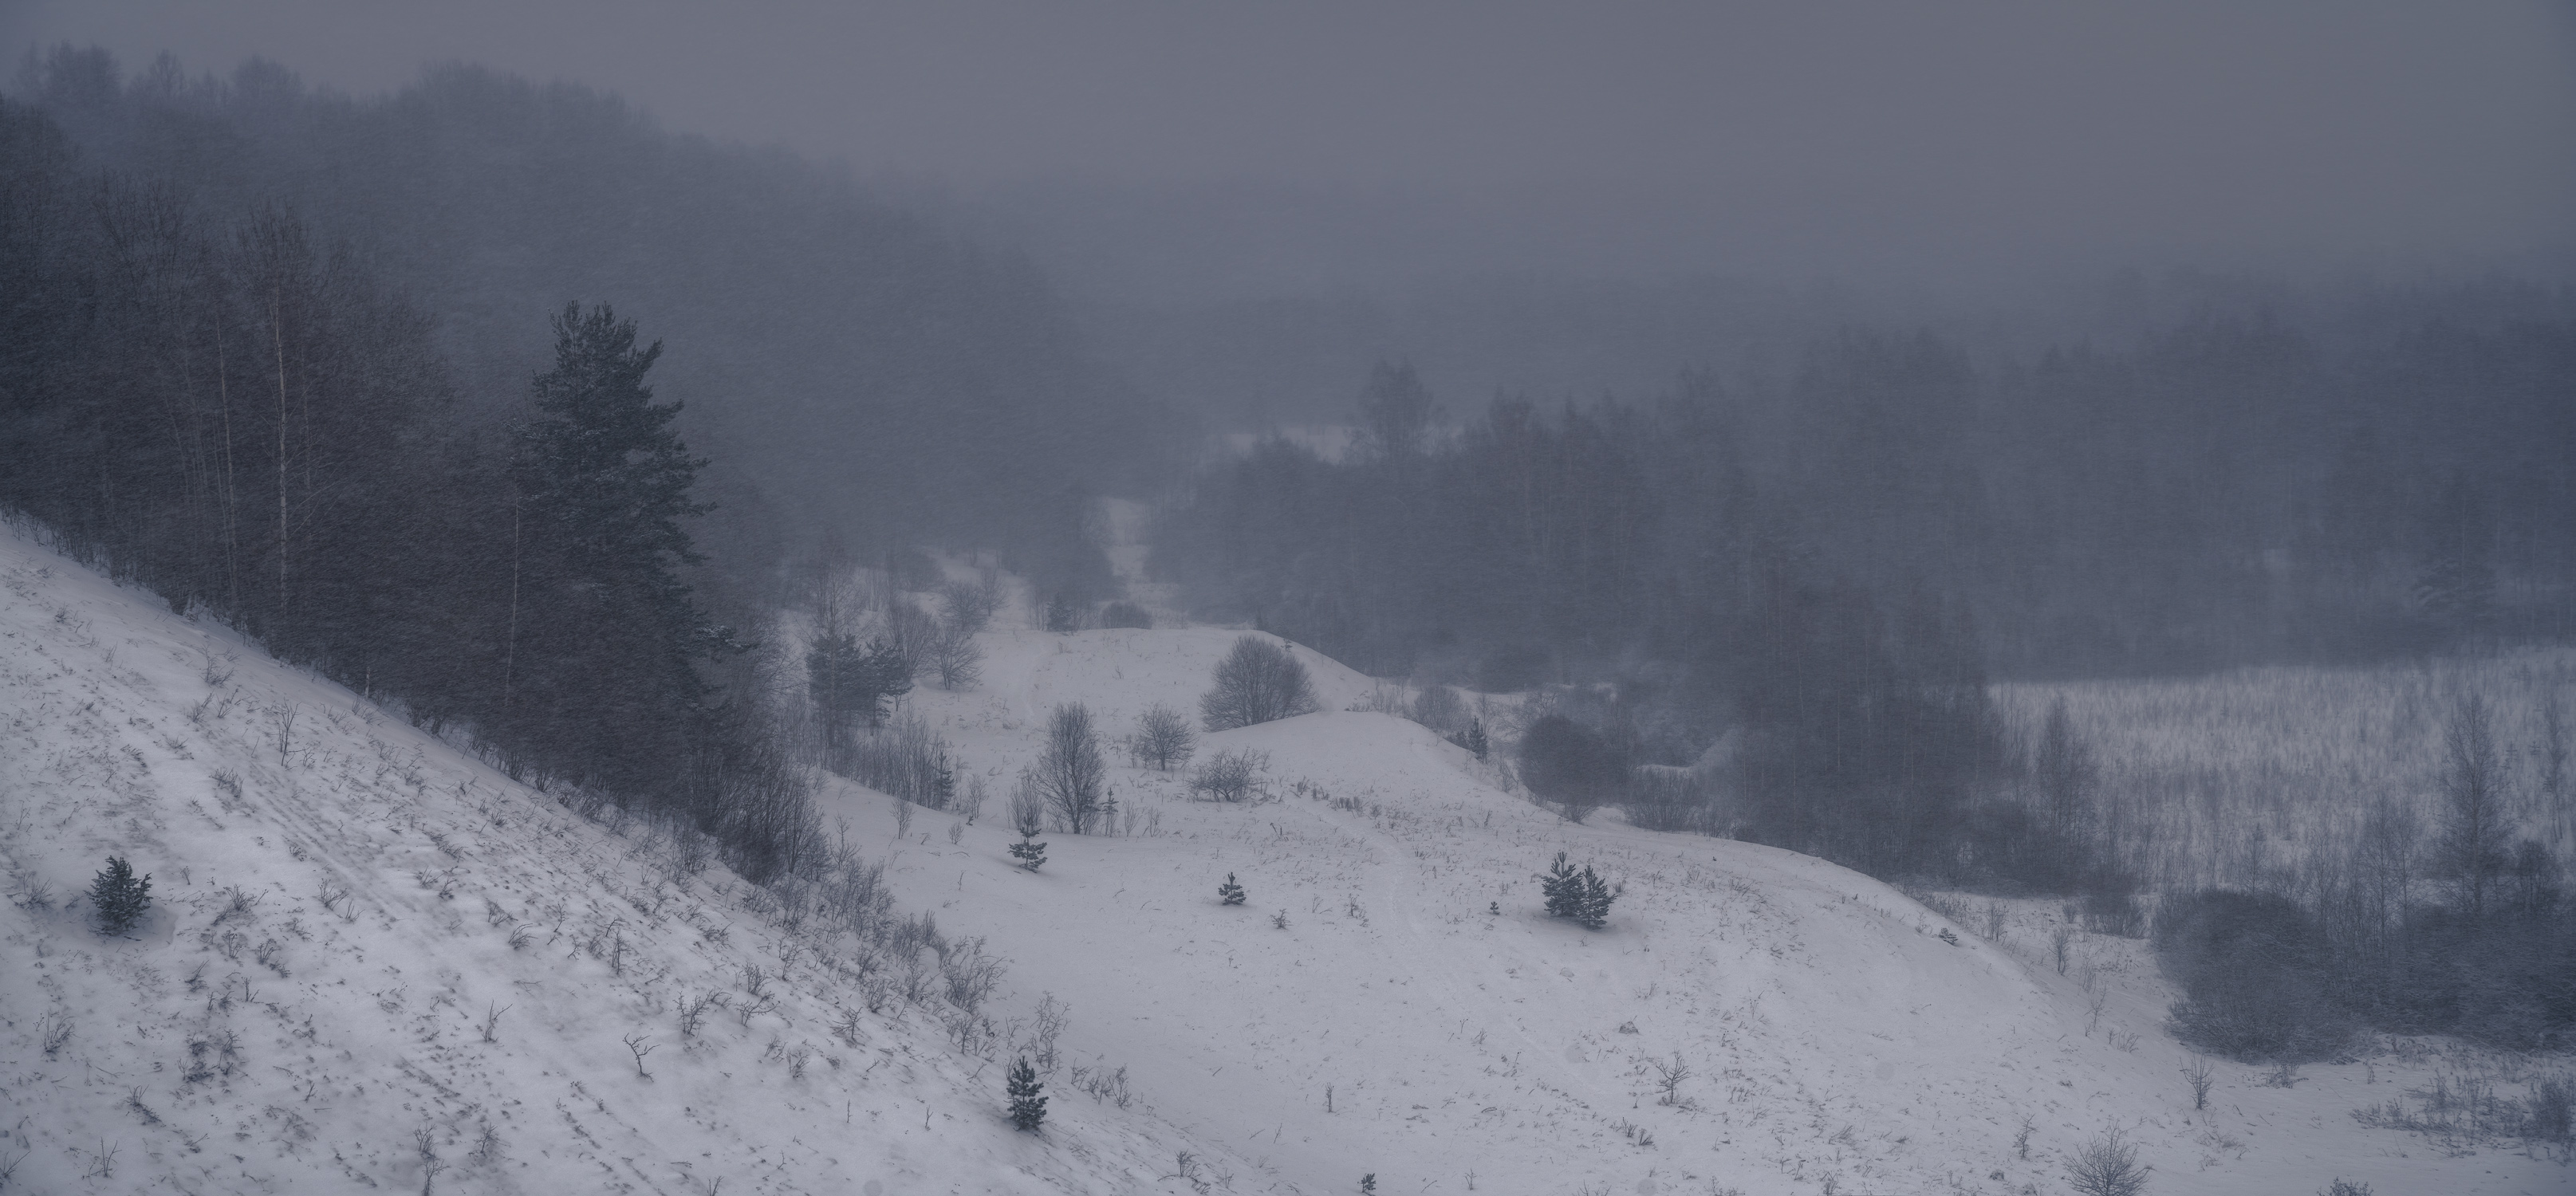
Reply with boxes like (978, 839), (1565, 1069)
(1647, 1052), (1692, 1105)
(939, 577), (998, 635)
(2182, 1056), (2216, 1109)
(1188, 747), (1270, 803)
(269, 704), (299, 765)
(1624, 767), (1713, 833)
(2052, 923), (2074, 975)
(1027, 992), (1070, 1074)
(2066, 1127), (2150, 1196)
(839, 713), (953, 809)
(939, 936), (1008, 1015)
(620, 1032), (657, 1079)
(479, 1003), (510, 1044)
(1070, 1061), (1132, 1107)
(415, 1127), (447, 1194)
(678, 991), (727, 1039)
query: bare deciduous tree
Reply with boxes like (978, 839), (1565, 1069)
(1200, 635), (1320, 731)
(2439, 694), (2512, 920)
(1035, 703), (1111, 833)
(1130, 704), (1196, 770)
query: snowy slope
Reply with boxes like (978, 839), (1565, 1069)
(5, 516), (2562, 1196)
(0, 525), (1263, 1195)
(850, 621), (2570, 1196)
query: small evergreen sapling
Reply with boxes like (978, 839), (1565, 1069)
(1538, 852), (1619, 929)
(1010, 828), (1048, 872)
(1359, 1174), (1377, 1194)
(1218, 874), (1247, 906)
(1006, 1055), (1047, 1131)
(1448, 719), (1489, 761)
(1578, 867), (1617, 930)
(89, 856), (152, 935)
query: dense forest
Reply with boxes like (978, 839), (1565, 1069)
(15, 47), (1166, 601)
(0, 48), (1167, 876)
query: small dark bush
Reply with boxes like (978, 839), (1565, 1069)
(1218, 873), (1246, 906)
(2153, 889), (2350, 1061)
(1519, 715), (1628, 824)
(89, 856), (152, 935)
(1097, 600), (1152, 629)
(1625, 768), (1713, 833)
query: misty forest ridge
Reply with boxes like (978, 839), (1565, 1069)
(2, 10), (2572, 1196)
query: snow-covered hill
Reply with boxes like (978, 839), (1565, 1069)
(5, 521), (2563, 1195)
(0, 527), (1259, 1194)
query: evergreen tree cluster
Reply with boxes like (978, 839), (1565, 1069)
(1539, 852), (1617, 930)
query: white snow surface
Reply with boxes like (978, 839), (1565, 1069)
(4, 521), (2563, 1194)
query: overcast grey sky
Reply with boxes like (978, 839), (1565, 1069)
(10, 1), (2573, 297)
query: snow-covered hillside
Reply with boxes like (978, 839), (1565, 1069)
(0, 526), (1261, 1195)
(851, 624), (2570, 1195)
(5, 521), (2564, 1195)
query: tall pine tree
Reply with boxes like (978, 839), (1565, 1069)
(506, 302), (722, 795)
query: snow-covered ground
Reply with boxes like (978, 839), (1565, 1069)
(5, 520), (2566, 1194)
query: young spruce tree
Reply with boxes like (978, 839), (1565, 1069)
(89, 856), (152, 935)
(1006, 1055), (1047, 1131)
(1219, 873), (1247, 905)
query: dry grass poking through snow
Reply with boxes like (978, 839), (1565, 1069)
(0, 525), (1255, 1195)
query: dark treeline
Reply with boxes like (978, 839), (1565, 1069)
(17, 47), (1169, 602)
(1, 89), (817, 875)
(1158, 301), (2576, 883)
(0, 45), (1177, 877)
